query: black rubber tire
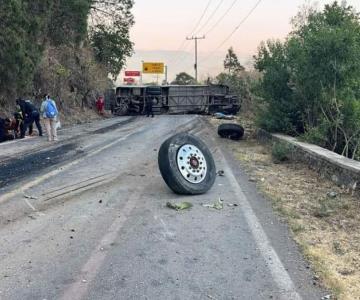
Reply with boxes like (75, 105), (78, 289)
(158, 133), (216, 195)
(218, 123), (244, 140)
(114, 97), (129, 116)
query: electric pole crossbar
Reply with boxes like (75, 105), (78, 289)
(186, 35), (205, 83)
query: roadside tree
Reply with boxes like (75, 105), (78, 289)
(89, 0), (134, 79)
(171, 72), (196, 85)
(254, 1), (360, 159)
(224, 47), (245, 74)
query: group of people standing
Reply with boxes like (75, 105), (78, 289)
(0, 94), (59, 143)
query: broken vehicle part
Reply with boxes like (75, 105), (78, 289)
(158, 133), (216, 195)
(218, 123), (244, 140)
(166, 201), (193, 211)
(202, 198), (224, 210)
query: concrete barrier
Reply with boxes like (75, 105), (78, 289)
(257, 129), (359, 191)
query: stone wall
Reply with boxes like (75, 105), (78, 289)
(257, 129), (359, 192)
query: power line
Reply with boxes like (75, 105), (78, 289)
(194, 0), (225, 35)
(200, 0), (263, 63)
(189, 0), (213, 36)
(205, 0), (239, 36)
(168, 0), (213, 66)
(170, 0), (223, 69)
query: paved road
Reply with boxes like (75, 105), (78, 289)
(0, 116), (324, 300)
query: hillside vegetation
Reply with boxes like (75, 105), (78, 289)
(0, 0), (134, 114)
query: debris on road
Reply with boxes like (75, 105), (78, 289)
(166, 201), (193, 211)
(202, 198), (224, 210)
(217, 170), (225, 176)
(213, 112), (235, 120)
(227, 203), (239, 207)
(23, 193), (38, 200)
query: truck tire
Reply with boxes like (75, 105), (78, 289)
(218, 123), (244, 140)
(158, 133), (216, 195)
(115, 97), (129, 115)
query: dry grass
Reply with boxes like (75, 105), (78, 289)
(210, 115), (360, 300)
(59, 106), (109, 127)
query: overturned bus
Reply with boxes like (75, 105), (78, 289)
(105, 84), (240, 116)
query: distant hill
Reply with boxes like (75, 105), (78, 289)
(119, 49), (252, 85)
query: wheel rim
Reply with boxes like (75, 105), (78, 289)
(177, 144), (207, 184)
(115, 97), (129, 115)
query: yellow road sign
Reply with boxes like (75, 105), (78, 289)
(142, 62), (164, 74)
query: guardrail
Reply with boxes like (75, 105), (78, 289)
(257, 129), (359, 192)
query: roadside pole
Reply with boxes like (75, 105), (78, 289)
(186, 35), (205, 83)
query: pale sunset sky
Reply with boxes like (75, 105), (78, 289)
(122, 0), (360, 83)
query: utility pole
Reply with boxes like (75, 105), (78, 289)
(186, 35), (205, 83)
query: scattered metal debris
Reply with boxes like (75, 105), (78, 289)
(217, 170), (225, 176)
(166, 201), (193, 211)
(23, 193), (38, 200)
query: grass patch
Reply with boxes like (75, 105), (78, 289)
(271, 141), (293, 163)
(228, 136), (360, 300)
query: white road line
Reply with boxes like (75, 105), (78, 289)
(219, 150), (302, 300)
(60, 189), (140, 300)
(23, 198), (36, 211)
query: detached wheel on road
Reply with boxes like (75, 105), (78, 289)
(158, 133), (216, 195)
(218, 123), (244, 140)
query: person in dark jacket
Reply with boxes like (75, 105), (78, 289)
(0, 117), (15, 143)
(16, 98), (43, 138)
(145, 97), (154, 118)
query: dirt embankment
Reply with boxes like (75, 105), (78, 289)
(212, 115), (360, 300)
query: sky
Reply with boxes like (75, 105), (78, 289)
(121, 0), (360, 84)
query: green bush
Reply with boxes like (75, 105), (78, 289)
(254, 2), (360, 160)
(271, 141), (292, 163)
(301, 125), (329, 148)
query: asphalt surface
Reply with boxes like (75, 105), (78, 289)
(0, 116), (325, 300)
